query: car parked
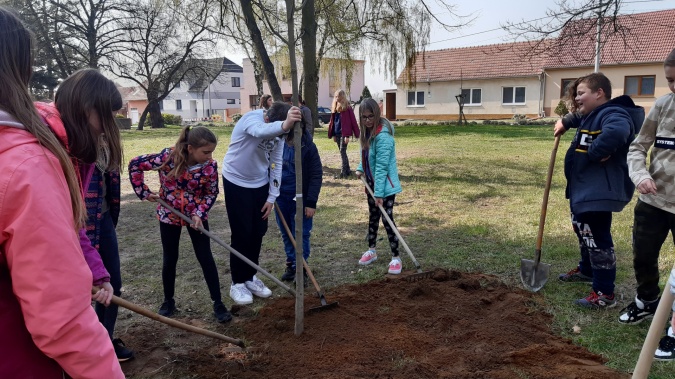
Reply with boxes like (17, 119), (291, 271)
(317, 106), (332, 125)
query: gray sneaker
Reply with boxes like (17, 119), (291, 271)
(245, 275), (272, 298)
(558, 267), (592, 283)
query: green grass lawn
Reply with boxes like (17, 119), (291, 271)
(116, 123), (674, 378)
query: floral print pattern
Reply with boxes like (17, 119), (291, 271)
(128, 147), (219, 225)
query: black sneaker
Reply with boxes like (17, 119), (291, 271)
(655, 335), (675, 361)
(112, 338), (134, 362)
(558, 267), (593, 283)
(618, 297), (659, 325)
(158, 299), (176, 317)
(213, 301), (232, 323)
(294, 269), (309, 288)
(281, 264), (295, 281)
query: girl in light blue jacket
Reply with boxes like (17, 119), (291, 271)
(355, 98), (402, 274)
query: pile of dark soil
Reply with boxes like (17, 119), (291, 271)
(119, 269), (628, 378)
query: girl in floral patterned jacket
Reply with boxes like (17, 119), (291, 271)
(128, 126), (232, 323)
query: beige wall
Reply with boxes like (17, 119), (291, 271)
(240, 58), (365, 112)
(543, 63), (668, 116)
(395, 76), (543, 120)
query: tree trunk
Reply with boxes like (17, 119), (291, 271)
(301, 0), (318, 137)
(148, 101), (165, 128)
(240, 0), (283, 101)
(137, 108), (148, 131)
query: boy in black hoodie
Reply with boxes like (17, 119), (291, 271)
(554, 72), (645, 309)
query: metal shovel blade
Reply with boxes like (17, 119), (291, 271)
(520, 259), (551, 292)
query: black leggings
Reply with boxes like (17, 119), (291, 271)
(159, 220), (222, 302)
(367, 192), (399, 256)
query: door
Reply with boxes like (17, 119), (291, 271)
(385, 92), (396, 120)
(130, 108), (139, 124)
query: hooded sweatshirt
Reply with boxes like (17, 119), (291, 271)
(561, 95), (645, 214)
(0, 111), (124, 378)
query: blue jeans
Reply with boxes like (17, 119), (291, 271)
(95, 211), (120, 340)
(275, 194), (312, 267)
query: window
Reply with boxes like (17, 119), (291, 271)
(232, 77), (240, 87)
(460, 88), (482, 105)
(227, 99), (236, 104)
(625, 75), (655, 97)
(502, 86), (526, 105)
(176, 99), (182, 110)
(561, 78), (576, 98)
(407, 91), (425, 107)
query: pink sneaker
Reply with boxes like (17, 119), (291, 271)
(388, 257), (402, 274)
(359, 250), (377, 265)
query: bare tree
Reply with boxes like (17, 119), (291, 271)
(108, 0), (216, 129)
(220, 0), (468, 127)
(502, 0), (636, 72)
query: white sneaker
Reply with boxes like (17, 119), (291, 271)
(388, 257), (402, 274)
(245, 275), (272, 298)
(230, 283), (253, 305)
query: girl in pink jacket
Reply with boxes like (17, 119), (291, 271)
(0, 7), (123, 378)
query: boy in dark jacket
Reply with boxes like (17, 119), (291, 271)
(275, 118), (323, 282)
(555, 72), (645, 309)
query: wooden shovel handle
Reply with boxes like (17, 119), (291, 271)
(92, 288), (245, 347)
(360, 176), (422, 271)
(633, 282), (675, 378)
(534, 135), (561, 263)
(273, 202), (322, 293)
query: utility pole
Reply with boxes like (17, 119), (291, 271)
(594, 0), (604, 73)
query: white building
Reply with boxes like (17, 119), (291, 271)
(161, 57), (243, 121)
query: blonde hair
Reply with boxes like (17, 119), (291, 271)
(331, 89), (349, 113)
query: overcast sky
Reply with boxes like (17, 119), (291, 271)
(221, 0), (673, 99)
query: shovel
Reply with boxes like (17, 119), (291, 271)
(274, 202), (339, 313)
(155, 199), (296, 297)
(360, 176), (433, 281)
(92, 288), (246, 348)
(520, 135), (560, 292)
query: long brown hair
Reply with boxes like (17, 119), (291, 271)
(358, 98), (391, 150)
(259, 94), (272, 110)
(166, 126), (217, 178)
(55, 68), (124, 172)
(0, 7), (85, 228)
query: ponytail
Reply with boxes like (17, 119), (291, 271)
(164, 125), (217, 178)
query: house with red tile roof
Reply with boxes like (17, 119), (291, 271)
(392, 8), (675, 121)
(542, 9), (675, 117)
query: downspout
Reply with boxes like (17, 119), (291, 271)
(538, 72), (546, 117)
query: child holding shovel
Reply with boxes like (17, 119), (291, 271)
(617, 49), (675, 334)
(354, 98), (403, 275)
(274, 110), (323, 282)
(46, 68), (133, 362)
(128, 126), (232, 323)
(0, 7), (123, 377)
(554, 72), (644, 309)
(221, 102), (301, 305)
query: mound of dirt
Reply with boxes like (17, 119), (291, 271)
(119, 270), (628, 378)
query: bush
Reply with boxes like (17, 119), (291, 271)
(115, 113), (126, 118)
(232, 113), (242, 123)
(554, 99), (569, 117)
(162, 113), (183, 126)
